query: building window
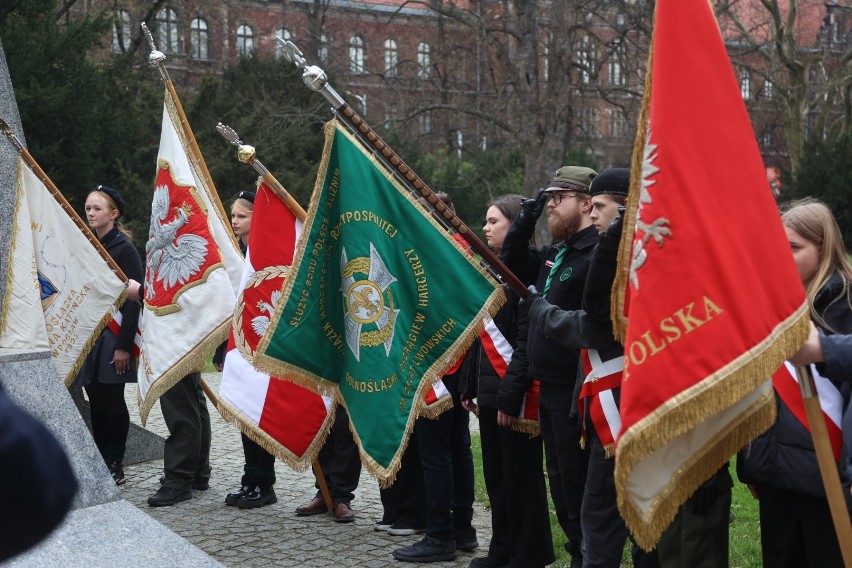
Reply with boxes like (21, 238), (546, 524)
(577, 36), (593, 84)
(349, 35), (365, 74)
(156, 8), (179, 54)
(236, 24), (254, 56)
(318, 34), (330, 62)
(580, 107), (598, 136)
(384, 39), (398, 76)
(740, 69), (751, 100)
(385, 103), (398, 124)
(189, 18), (208, 59)
(419, 112), (432, 134)
(543, 35), (550, 81)
(417, 42), (431, 79)
(764, 79), (773, 101)
(276, 28), (292, 59)
(112, 10), (132, 53)
(608, 109), (627, 138)
(609, 38), (626, 86)
(762, 132), (772, 146)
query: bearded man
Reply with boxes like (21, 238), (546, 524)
(498, 166), (598, 568)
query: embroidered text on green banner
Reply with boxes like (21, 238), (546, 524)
(254, 121), (504, 484)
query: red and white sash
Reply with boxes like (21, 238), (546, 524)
(579, 348), (624, 455)
(106, 310), (142, 357)
(481, 316), (540, 425)
(772, 361), (843, 461)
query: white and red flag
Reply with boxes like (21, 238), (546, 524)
(137, 93), (243, 423)
(218, 180), (334, 468)
(0, 153), (126, 385)
(610, 0), (810, 548)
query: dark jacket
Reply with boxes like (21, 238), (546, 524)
(472, 291), (520, 409)
(497, 221), (598, 413)
(101, 227), (143, 351)
(821, 333), (852, 482)
(739, 273), (852, 506)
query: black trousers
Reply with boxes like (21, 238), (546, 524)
(479, 406), (554, 568)
(539, 381), (588, 558)
(160, 372), (212, 490)
(314, 405), (361, 504)
(416, 392), (475, 541)
(757, 484), (843, 568)
(85, 381), (129, 463)
(379, 427), (426, 528)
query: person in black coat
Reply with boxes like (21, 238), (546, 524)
(740, 198), (852, 568)
(75, 185), (143, 486)
(462, 194), (555, 568)
(499, 166), (598, 567)
(0, 384), (78, 561)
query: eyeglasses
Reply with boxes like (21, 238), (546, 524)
(547, 191), (581, 205)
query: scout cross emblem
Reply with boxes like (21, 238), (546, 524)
(340, 243), (400, 361)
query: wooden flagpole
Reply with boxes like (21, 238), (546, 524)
(276, 39), (528, 298)
(0, 118), (127, 282)
(794, 365), (852, 565)
(215, 123), (335, 514)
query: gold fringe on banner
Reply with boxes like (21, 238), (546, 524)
(510, 418), (541, 438)
(611, 36), (655, 343)
(615, 301), (809, 549)
(138, 320), (229, 426)
(215, 394), (336, 472)
(63, 291), (128, 387)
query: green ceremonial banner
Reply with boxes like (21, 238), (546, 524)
(254, 120), (504, 483)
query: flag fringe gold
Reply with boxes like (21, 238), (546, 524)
(510, 418), (540, 438)
(419, 395), (454, 419)
(63, 292), (128, 387)
(611, 33), (655, 343)
(214, 395), (336, 472)
(614, 302), (808, 548)
(138, 320), (229, 425)
(618, 395), (775, 550)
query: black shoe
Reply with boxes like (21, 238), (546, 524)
(393, 536), (457, 563)
(225, 485), (252, 506)
(387, 522), (426, 536)
(455, 526), (479, 551)
(108, 461), (125, 486)
(147, 486), (192, 507)
(469, 557), (509, 568)
(237, 486), (277, 509)
(192, 478), (209, 491)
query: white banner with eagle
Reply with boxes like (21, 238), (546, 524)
(137, 93), (243, 423)
(0, 160), (126, 385)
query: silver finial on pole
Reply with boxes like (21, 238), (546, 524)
(141, 22), (169, 82)
(216, 122), (258, 165)
(275, 37), (345, 108)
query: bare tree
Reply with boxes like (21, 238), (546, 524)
(717, 0), (852, 172)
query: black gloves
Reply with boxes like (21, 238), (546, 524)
(518, 285), (542, 318)
(605, 206), (626, 240)
(517, 189), (548, 232)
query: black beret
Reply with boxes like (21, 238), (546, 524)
(94, 185), (125, 217)
(589, 168), (630, 197)
(235, 190), (256, 204)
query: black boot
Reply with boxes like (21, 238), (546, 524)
(237, 486), (277, 509)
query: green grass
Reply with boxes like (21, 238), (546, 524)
(469, 434), (761, 567)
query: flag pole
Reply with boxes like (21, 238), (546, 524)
(793, 365), (852, 564)
(276, 39), (528, 298)
(215, 123), (308, 221)
(213, 122), (334, 514)
(0, 118), (127, 283)
(140, 23), (240, 253)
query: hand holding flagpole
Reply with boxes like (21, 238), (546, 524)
(276, 38), (528, 298)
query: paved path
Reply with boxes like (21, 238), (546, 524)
(122, 373), (492, 568)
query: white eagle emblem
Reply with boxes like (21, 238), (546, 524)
(630, 131), (672, 289)
(145, 184), (210, 299)
(251, 289), (282, 338)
